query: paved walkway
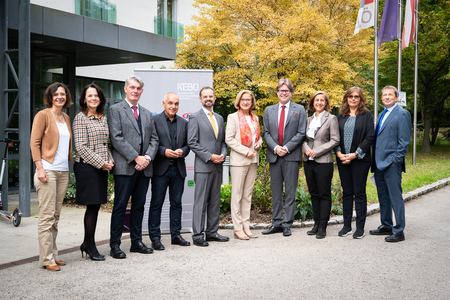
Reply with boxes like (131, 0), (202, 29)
(0, 181), (449, 299)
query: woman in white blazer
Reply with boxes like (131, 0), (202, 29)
(226, 90), (262, 240)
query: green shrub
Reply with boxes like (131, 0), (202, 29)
(294, 186), (313, 221)
(220, 184), (232, 213)
(64, 173), (77, 201)
(251, 154), (273, 213)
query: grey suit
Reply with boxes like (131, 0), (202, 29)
(372, 104), (412, 234)
(108, 100), (159, 247)
(187, 109), (227, 240)
(263, 102), (306, 228)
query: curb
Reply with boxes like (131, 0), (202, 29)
(219, 177), (450, 230)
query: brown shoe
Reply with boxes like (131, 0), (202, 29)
(55, 259), (66, 266)
(44, 264), (61, 271)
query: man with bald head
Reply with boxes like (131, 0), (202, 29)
(149, 93), (191, 250)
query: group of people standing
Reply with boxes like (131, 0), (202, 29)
(30, 77), (411, 272)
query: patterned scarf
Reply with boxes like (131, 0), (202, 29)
(238, 109), (261, 148)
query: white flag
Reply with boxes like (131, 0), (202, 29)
(354, 0), (375, 35)
(402, 0), (416, 49)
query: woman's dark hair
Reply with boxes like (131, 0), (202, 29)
(339, 86), (369, 117)
(78, 84), (107, 115)
(43, 82), (72, 109)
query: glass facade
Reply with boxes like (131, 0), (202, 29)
(75, 0), (117, 24)
(155, 0), (184, 43)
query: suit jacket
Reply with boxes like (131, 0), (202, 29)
(225, 111), (263, 167)
(263, 102), (306, 163)
(302, 111), (340, 163)
(372, 105), (412, 172)
(153, 112), (190, 177)
(336, 111), (374, 162)
(187, 109), (227, 173)
(108, 100), (159, 177)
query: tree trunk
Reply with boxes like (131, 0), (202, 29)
(421, 108), (431, 153)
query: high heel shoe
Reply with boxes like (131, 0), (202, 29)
(80, 244), (106, 261)
(234, 232), (250, 240)
(243, 231), (258, 238)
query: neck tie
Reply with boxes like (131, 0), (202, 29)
(132, 106), (138, 120)
(278, 105), (286, 146)
(208, 112), (218, 138)
(376, 109), (387, 136)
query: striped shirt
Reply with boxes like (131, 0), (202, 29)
(73, 112), (113, 169)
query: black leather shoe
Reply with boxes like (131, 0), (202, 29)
(283, 227), (292, 236)
(206, 233), (230, 242)
(307, 224), (319, 235)
(110, 244), (126, 259)
(262, 226), (283, 235)
(385, 233), (405, 242)
(152, 239), (165, 251)
(130, 241), (153, 254)
(369, 225), (393, 235)
(316, 228), (326, 239)
(171, 235), (191, 246)
(193, 238), (209, 247)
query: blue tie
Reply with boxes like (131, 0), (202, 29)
(376, 109), (387, 136)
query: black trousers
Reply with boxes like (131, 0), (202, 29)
(304, 161), (334, 228)
(337, 159), (371, 229)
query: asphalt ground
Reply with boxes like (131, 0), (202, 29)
(0, 184), (449, 299)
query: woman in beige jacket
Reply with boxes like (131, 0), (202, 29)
(30, 82), (73, 271)
(302, 91), (340, 239)
(225, 90), (262, 240)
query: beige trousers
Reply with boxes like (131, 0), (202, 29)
(34, 170), (69, 266)
(230, 163), (258, 231)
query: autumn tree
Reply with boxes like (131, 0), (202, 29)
(176, 0), (374, 116)
(378, 0), (450, 152)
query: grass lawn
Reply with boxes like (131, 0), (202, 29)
(365, 143), (450, 203)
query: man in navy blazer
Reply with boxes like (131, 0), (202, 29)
(370, 85), (412, 242)
(188, 87), (229, 247)
(262, 79), (306, 236)
(149, 93), (191, 250)
(108, 76), (159, 258)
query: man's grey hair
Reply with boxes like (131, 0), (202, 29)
(164, 92), (179, 102)
(276, 78), (294, 93)
(382, 85), (399, 97)
(125, 76), (144, 88)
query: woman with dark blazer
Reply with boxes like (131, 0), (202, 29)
(302, 91), (340, 239)
(73, 84), (114, 260)
(335, 87), (374, 239)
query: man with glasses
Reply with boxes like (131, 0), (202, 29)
(262, 79), (306, 236)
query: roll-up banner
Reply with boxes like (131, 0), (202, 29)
(135, 69), (213, 234)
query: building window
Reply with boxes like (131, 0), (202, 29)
(155, 0), (184, 43)
(75, 0), (117, 24)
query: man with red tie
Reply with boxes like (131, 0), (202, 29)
(262, 79), (306, 236)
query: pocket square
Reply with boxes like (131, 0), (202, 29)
(292, 113), (298, 116)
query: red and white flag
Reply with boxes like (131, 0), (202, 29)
(402, 0), (416, 49)
(354, 0), (375, 35)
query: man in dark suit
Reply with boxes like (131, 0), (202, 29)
(149, 93), (191, 250)
(370, 85), (412, 242)
(262, 78), (306, 237)
(108, 76), (159, 258)
(187, 87), (229, 247)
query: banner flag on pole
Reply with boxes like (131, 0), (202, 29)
(354, 0), (375, 34)
(402, 0), (416, 49)
(378, 0), (398, 46)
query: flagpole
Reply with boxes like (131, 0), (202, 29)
(397, 0), (403, 91)
(374, 0), (379, 125)
(412, 0), (419, 165)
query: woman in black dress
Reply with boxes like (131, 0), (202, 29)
(335, 87), (374, 239)
(73, 84), (114, 260)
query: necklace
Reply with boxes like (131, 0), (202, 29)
(53, 112), (64, 122)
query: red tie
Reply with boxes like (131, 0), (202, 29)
(278, 105), (286, 146)
(132, 106), (138, 120)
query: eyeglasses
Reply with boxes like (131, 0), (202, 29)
(240, 98), (252, 103)
(277, 90), (291, 94)
(348, 95), (360, 99)
(53, 93), (66, 97)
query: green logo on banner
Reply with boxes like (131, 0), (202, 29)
(187, 180), (195, 187)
